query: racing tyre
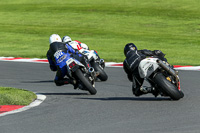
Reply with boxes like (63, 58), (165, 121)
(75, 69), (97, 95)
(91, 62), (108, 81)
(154, 73), (184, 100)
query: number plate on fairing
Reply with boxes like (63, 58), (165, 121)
(66, 58), (84, 67)
(66, 58), (74, 66)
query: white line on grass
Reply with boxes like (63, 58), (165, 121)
(0, 93), (46, 117)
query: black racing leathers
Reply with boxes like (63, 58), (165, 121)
(123, 49), (167, 96)
(46, 42), (79, 86)
(47, 42), (68, 72)
(46, 42), (91, 86)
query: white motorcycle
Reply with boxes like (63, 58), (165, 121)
(138, 57), (184, 100)
(68, 41), (108, 81)
(81, 49), (108, 81)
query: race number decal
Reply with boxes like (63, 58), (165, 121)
(54, 50), (63, 59)
(77, 44), (82, 50)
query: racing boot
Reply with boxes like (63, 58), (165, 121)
(151, 87), (159, 97)
(140, 86), (159, 97)
(68, 79), (80, 89)
(132, 86), (145, 96)
(140, 86), (152, 93)
(55, 78), (78, 89)
(55, 78), (73, 86)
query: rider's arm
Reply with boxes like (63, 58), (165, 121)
(65, 44), (80, 55)
(139, 49), (155, 56)
(46, 51), (57, 71)
(123, 60), (133, 82)
(65, 43), (86, 60)
(140, 49), (167, 62)
(153, 50), (165, 57)
(140, 49), (165, 57)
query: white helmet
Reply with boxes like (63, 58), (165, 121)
(49, 34), (62, 44)
(62, 36), (72, 43)
(80, 43), (89, 50)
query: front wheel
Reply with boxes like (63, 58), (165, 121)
(75, 69), (97, 95)
(154, 73), (184, 100)
(91, 62), (108, 81)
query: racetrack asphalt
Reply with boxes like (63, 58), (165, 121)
(0, 61), (200, 133)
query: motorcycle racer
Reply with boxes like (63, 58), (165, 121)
(62, 35), (105, 68)
(123, 43), (167, 97)
(62, 35), (106, 80)
(62, 35), (89, 51)
(47, 34), (90, 88)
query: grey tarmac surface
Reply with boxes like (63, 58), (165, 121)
(0, 61), (200, 133)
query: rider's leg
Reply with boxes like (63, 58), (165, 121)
(54, 67), (76, 86)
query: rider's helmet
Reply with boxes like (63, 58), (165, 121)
(124, 43), (137, 56)
(62, 36), (72, 43)
(49, 34), (62, 44)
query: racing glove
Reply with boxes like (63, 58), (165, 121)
(153, 50), (165, 57)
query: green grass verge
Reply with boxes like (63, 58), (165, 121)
(0, 87), (37, 105)
(0, 0), (199, 65)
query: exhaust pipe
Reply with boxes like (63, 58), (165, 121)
(88, 67), (95, 78)
(100, 59), (104, 64)
(99, 59), (105, 68)
(89, 66), (95, 73)
(88, 67), (95, 73)
(157, 59), (180, 88)
(156, 59), (178, 77)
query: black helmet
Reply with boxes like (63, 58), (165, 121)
(124, 43), (137, 56)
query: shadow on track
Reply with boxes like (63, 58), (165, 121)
(22, 79), (106, 84)
(40, 92), (89, 96)
(21, 80), (54, 83)
(75, 97), (171, 101)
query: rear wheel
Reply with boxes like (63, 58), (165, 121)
(75, 69), (97, 95)
(91, 62), (108, 81)
(154, 73), (184, 100)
